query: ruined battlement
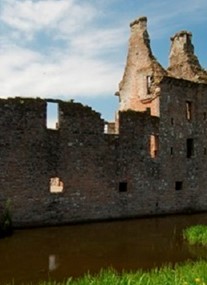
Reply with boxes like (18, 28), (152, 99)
(1, 17), (207, 227)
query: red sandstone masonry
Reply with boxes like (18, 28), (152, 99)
(116, 16), (166, 117)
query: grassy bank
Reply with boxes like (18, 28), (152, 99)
(4, 260), (207, 285)
(183, 225), (207, 245)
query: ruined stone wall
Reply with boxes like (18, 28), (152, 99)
(0, 79), (207, 227)
(116, 16), (207, 120)
(117, 111), (160, 216)
(168, 31), (207, 82)
(158, 77), (207, 213)
(0, 98), (115, 226)
(0, 98), (47, 224)
(116, 17), (166, 117)
(0, 98), (161, 227)
(1, 16), (207, 227)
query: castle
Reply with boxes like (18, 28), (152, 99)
(1, 17), (207, 227)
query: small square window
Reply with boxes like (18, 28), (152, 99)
(187, 138), (194, 158)
(175, 181), (183, 191)
(146, 76), (152, 94)
(119, 182), (127, 192)
(47, 102), (59, 130)
(186, 101), (192, 121)
(50, 177), (64, 193)
(150, 134), (159, 158)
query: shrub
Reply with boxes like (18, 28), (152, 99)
(183, 224), (207, 246)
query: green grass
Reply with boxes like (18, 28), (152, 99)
(4, 260), (207, 285)
(183, 225), (207, 246)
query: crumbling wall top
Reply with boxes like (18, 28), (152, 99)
(117, 16), (166, 115)
(130, 16), (147, 28)
(170, 30), (192, 41)
(168, 29), (207, 83)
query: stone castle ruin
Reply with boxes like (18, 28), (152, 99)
(1, 17), (207, 227)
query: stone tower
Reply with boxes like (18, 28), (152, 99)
(116, 16), (167, 117)
(168, 31), (207, 82)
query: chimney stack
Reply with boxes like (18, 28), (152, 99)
(168, 30), (207, 82)
(117, 16), (166, 117)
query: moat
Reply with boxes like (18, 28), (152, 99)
(1, 213), (207, 285)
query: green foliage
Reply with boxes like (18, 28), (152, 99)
(4, 261), (207, 285)
(183, 225), (207, 246)
(0, 199), (13, 238)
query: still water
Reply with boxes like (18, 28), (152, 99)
(0, 213), (207, 284)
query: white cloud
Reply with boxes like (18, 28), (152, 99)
(0, 45), (41, 68)
(0, 44), (122, 98)
(0, 0), (97, 37)
(56, 2), (97, 37)
(70, 28), (127, 56)
(1, 0), (66, 30)
(1, 0), (207, 105)
(0, 0), (125, 100)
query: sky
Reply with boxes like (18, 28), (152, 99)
(1, 0), (207, 122)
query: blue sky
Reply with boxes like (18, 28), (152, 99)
(1, 0), (207, 122)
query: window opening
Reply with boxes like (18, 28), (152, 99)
(175, 181), (183, 191)
(104, 123), (108, 134)
(49, 255), (58, 271)
(119, 182), (127, 192)
(204, 148), (207, 155)
(50, 177), (64, 193)
(47, 102), (59, 130)
(171, 118), (174, 125)
(146, 75), (152, 94)
(150, 134), (159, 158)
(186, 101), (192, 121)
(187, 138), (194, 158)
(204, 112), (207, 120)
(170, 147), (173, 156)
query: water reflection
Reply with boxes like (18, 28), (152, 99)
(186, 243), (207, 259)
(49, 255), (59, 271)
(0, 213), (207, 284)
